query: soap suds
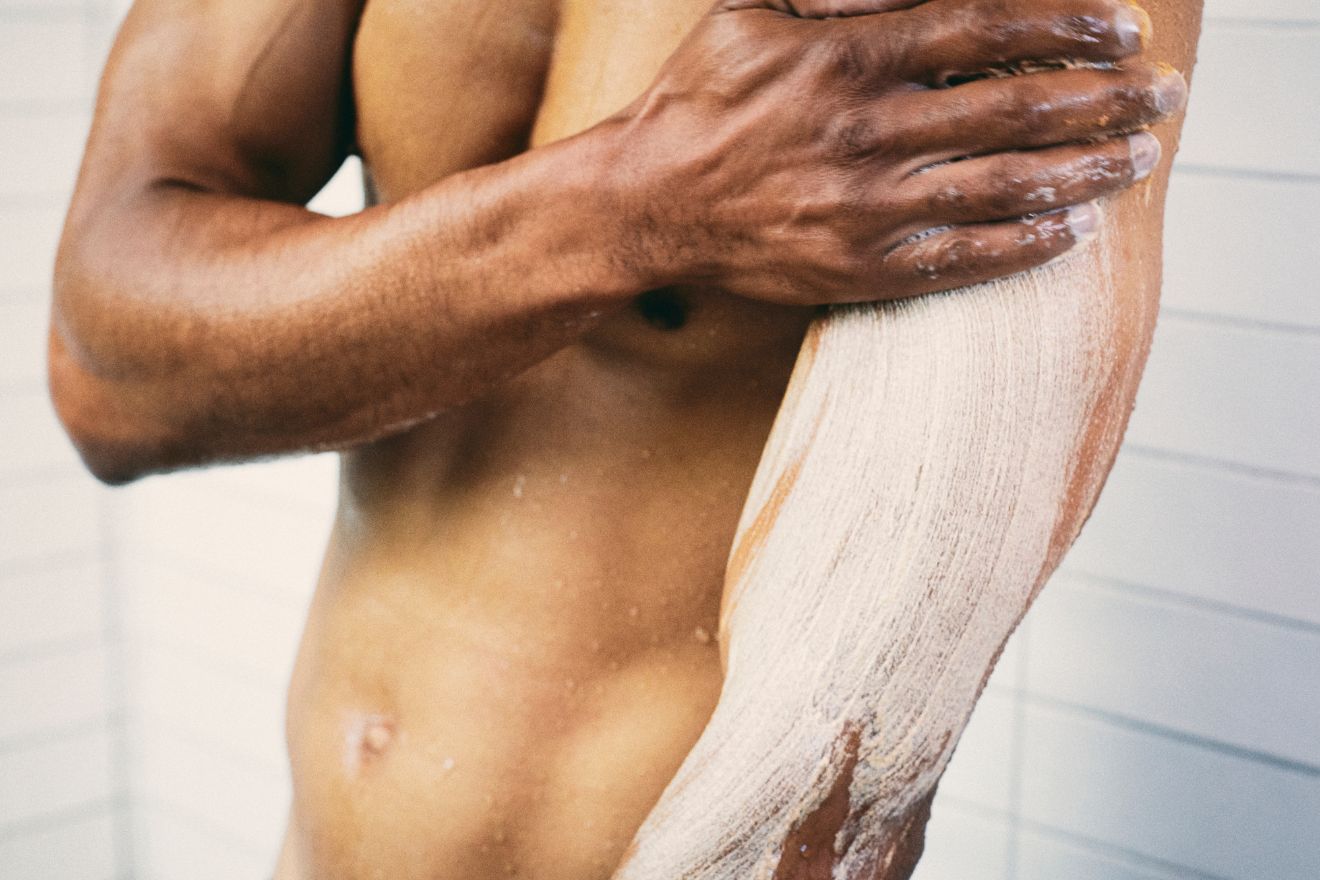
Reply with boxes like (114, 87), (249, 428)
(615, 215), (1137, 879)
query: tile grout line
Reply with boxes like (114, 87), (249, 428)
(83, 1), (136, 873)
(1173, 163), (1320, 184)
(1013, 813), (1237, 880)
(1003, 620), (1031, 880)
(1122, 443), (1320, 492)
(1057, 565), (1320, 637)
(1157, 306), (1320, 340)
(0, 797), (123, 845)
(1014, 692), (1320, 778)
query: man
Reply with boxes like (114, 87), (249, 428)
(49, 0), (1197, 877)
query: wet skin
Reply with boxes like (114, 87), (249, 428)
(50, 0), (1199, 878)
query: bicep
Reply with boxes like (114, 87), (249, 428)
(76, 0), (363, 207)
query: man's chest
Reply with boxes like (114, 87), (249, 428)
(351, 0), (709, 203)
(351, 0), (812, 373)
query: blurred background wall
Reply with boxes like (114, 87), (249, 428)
(1, 0), (1316, 878)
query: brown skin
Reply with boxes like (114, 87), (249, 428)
(51, 0), (1180, 482)
(48, 0), (1199, 878)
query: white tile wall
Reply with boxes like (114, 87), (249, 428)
(913, 803), (1014, 880)
(132, 806), (274, 880)
(1163, 174), (1320, 330)
(0, 479), (101, 566)
(1130, 316), (1320, 478)
(1027, 573), (1320, 767)
(0, 299), (50, 386)
(1208, 0), (1320, 21)
(1179, 24), (1320, 176)
(1018, 704), (1320, 879)
(0, 388), (83, 473)
(1014, 830), (1201, 880)
(0, 812), (119, 880)
(0, 729), (115, 828)
(0, 645), (111, 743)
(0, 561), (105, 655)
(0, 4), (123, 879)
(131, 728), (289, 853)
(0, 205), (65, 294)
(0, 113), (89, 198)
(2, 2), (1316, 880)
(0, 13), (90, 107)
(1066, 452), (1320, 626)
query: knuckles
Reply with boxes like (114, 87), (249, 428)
(822, 110), (879, 162)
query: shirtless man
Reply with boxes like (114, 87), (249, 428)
(49, 0), (1198, 877)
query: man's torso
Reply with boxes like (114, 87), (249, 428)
(278, 2), (813, 877)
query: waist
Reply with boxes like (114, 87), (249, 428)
(279, 323), (792, 879)
(284, 557), (726, 880)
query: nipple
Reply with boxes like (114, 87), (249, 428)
(636, 289), (688, 331)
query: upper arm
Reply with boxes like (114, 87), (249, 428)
(617, 3), (1205, 879)
(72, 0), (364, 210)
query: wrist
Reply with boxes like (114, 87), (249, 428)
(566, 113), (693, 294)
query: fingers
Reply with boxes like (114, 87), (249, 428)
(903, 131), (1160, 226)
(874, 0), (1152, 84)
(879, 203), (1100, 298)
(896, 64), (1186, 164)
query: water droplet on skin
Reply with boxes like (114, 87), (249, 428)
(627, 606), (639, 619)
(441, 756), (456, 772)
(565, 678), (577, 692)
(799, 843), (811, 859)
(512, 474), (526, 498)
(568, 530), (579, 541)
(693, 626), (712, 645)
(559, 472), (569, 484)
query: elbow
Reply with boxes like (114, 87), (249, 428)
(49, 263), (165, 487)
(47, 345), (156, 486)
(77, 448), (150, 488)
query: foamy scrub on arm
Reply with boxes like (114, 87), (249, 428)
(614, 4), (1203, 879)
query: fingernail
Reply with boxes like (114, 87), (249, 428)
(1116, 3), (1153, 51)
(1153, 64), (1189, 115)
(1130, 131), (1161, 180)
(1066, 202), (1103, 243)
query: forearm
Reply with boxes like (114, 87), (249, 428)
(51, 126), (641, 482)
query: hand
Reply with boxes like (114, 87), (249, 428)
(613, 0), (1187, 306)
